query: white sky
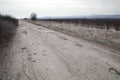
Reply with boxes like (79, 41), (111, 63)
(0, 0), (120, 18)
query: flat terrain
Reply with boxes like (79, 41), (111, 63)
(0, 20), (120, 80)
(30, 20), (120, 51)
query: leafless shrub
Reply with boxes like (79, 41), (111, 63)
(40, 18), (120, 31)
(0, 14), (18, 43)
(30, 13), (37, 21)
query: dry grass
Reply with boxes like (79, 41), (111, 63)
(0, 14), (18, 44)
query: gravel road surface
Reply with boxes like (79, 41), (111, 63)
(0, 20), (120, 80)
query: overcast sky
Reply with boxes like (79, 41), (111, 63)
(0, 0), (120, 18)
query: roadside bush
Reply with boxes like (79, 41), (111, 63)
(41, 19), (120, 31)
(0, 14), (18, 43)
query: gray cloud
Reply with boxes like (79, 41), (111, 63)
(0, 0), (120, 18)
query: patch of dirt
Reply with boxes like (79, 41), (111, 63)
(33, 53), (37, 55)
(43, 53), (47, 56)
(27, 57), (32, 60)
(38, 28), (44, 30)
(21, 47), (27, 50)
(22, 31), (27, 34)
(59, 36), (68, 40)
(43, 50), (47, 52)
(76, 43), (82, 47)
(32, 60), (36, 62)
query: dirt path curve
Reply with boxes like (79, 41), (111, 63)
(0, 20), (120, 80)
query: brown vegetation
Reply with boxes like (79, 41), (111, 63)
(40, 18), (120, 31)
(0, 14), (18, 43)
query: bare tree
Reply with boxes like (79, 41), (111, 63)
(30, 13), (37, 21)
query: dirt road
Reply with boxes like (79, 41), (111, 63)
(0, 20), (120, 80)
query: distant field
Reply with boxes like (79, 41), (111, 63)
(38, 19), (120, 31)
(28, 19), (120, 51)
